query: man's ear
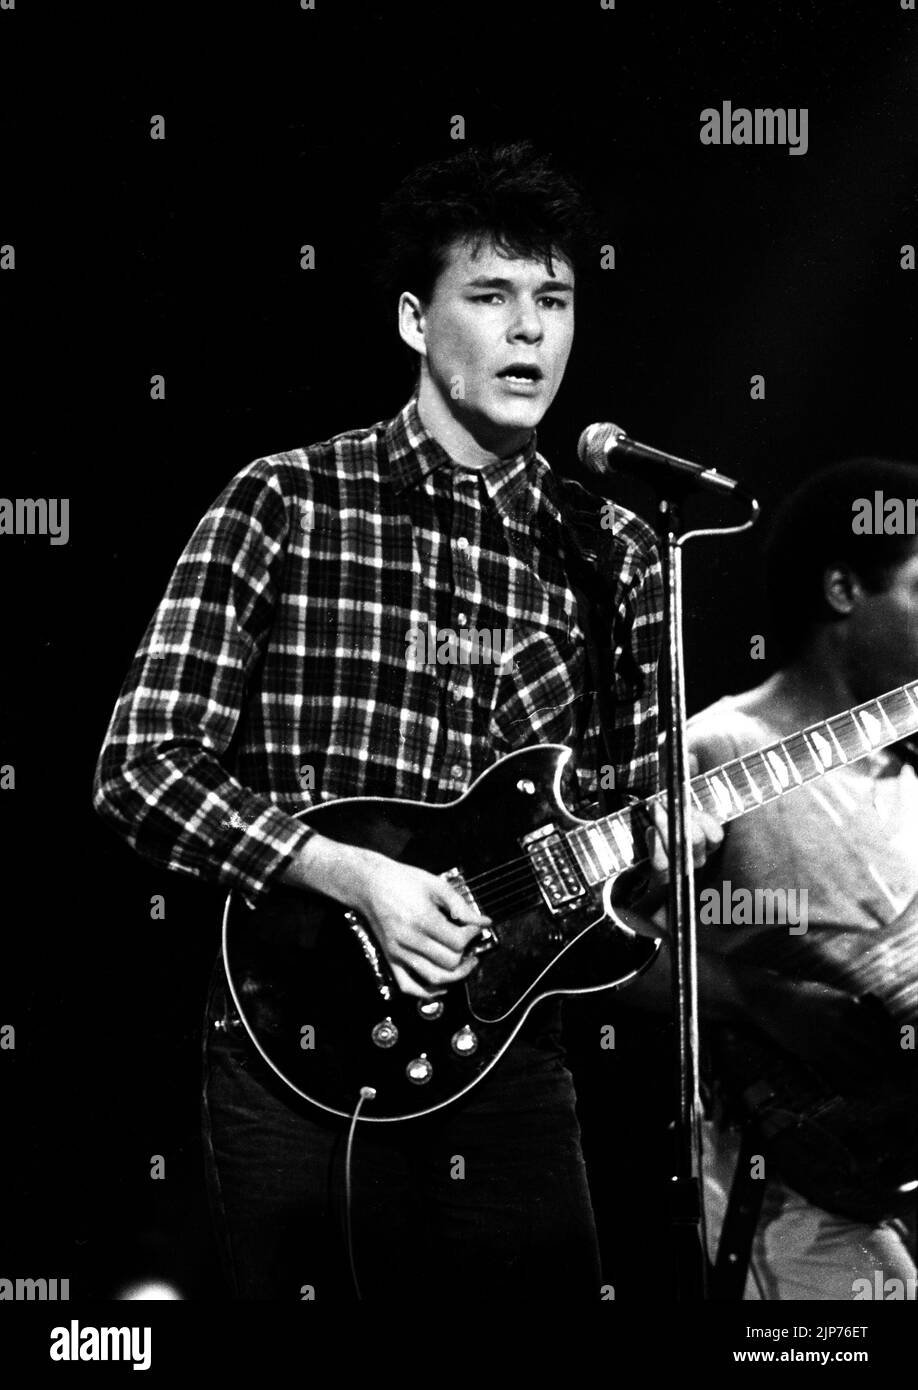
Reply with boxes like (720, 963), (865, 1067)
(823, 562), (860, 617)
(398, 292), (427, 359)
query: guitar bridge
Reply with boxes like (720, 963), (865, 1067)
(443, 866), (479, 912)
(520, 824), (586, 914)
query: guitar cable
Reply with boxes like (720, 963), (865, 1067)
(343, 1086), (377, 1301)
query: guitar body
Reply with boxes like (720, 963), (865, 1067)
(222, 681), (918, 1126)
(710, 1020), (917, 1222)
(223, 744), (658, 1121)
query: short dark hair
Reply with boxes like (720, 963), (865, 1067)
(765, 456), (918, 657)
(377, 141), (597, 308)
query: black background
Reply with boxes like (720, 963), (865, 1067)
(1, 0), (916, 1337)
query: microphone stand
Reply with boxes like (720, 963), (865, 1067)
(650, 484), (759, 1301)
(575, 427), (758, 1298)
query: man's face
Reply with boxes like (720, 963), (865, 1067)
(847, 541), (918, 698)
(410, 237), (575, 452)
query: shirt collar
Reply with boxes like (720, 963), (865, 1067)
(384, 395), (541, 508)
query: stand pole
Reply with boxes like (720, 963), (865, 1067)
(657, 495), (708, 1300)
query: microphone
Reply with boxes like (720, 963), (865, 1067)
(578, 422), (743, 496)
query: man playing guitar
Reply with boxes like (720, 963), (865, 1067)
(93, 142), (719, 1301)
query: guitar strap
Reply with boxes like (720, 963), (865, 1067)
(711, 1122), (768, 1300)
(556, 477), (623, 817)
(569, 575), (619, 816)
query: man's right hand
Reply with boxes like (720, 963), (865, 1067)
(282, 834), (491, 999)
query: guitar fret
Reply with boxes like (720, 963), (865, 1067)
(885, 687), (918, 731)
(824, 720), (848, 764)
(692, 779), (720, 819)
(587, 823), (620, 876)
(862, 706), (890, 750)
(875, 700), (900, 740)
(609, 814), (634, 862)
(758, 749), (784, 796)
(771, 749), (795, 789)
(726, 772), (748, 812)
(809, 728), (835, 769)
(707, 773), (736, 819)
(568, 827), (605, 885)
(803, 730), (827, 773)
(854, 710), (881, 753)
(739, 758), (765, 803)
(784, 735), (809, 784)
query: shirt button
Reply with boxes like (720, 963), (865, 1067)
(456, 537), (470, 551)
(457, 612), (468, 625)
(451, 763), (464, 780)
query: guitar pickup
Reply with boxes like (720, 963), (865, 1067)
(520, 824), (586, 914)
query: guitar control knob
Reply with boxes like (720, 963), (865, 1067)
(371, 1018), (398, 1049)
(471, 926), (499, 956)
(451, 1026), (478, 1057)
(417, 999), (445, 1020)
(406, 1055), (433, 1085)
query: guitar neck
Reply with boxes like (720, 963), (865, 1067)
(565, 679), (918, 887)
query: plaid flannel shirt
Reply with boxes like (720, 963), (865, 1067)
(93, 396), (663, 900)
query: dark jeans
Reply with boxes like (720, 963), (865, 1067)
(201, 962), (602, 1301)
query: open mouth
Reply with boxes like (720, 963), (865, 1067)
(496, 364), (544, 384)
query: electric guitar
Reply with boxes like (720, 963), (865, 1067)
(711, 1007), (916, 1223)
(223, 679), (918, 1122)
(709, 882), (918, 1223)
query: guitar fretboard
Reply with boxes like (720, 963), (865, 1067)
(565, 680), (918, 887)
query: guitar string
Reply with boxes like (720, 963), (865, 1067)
(424, 701), (918, 910)
(453, 728), (904, 903)
(456, 806), (654, 895)
(452, 744), (818, 901)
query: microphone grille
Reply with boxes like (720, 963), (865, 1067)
(577, 421), (626, 473)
